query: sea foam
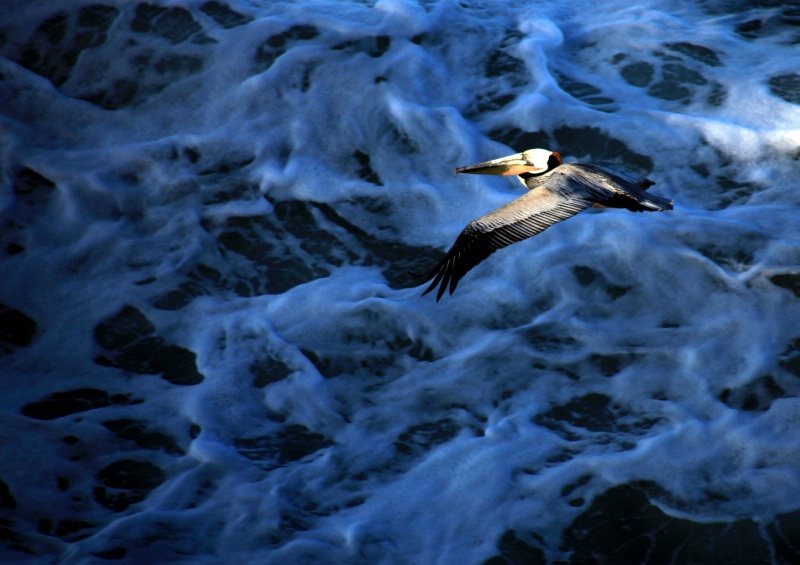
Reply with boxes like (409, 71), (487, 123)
(1, 0), (800, 563)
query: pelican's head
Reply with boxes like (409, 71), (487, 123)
(455, 148), (562, 177)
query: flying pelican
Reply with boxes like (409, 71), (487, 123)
(419, 148), (673, 301)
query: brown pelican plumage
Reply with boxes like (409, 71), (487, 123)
(419, 148), (673, 301)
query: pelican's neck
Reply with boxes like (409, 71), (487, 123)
(519, 170), (553, 190)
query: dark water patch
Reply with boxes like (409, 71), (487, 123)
(620, 61), (655, 87)
(588, 353), (636, 377)
(1, 3), (214, 109)
(151, 280), (206, 310)
(529, 350), (636, 383)
(5, 242), (24, 255)
(648, 80), (691, 101)
(769, 509), (800, 564)
(8, 6), (120, 88)
(96, 340), (203, 385)
(183, 145), (201, 163)
(553, 71), (615, 109)
(662, 63), (708, 86)
(298, 304), (435, 379)
(77, 40), (209, 108)
(151, 264), (226, 310)
(562, 481), (799, 563)
(269, 25), (319, 47)
(485, 49), (523, 79)
(705, 175), (762, 210)
(546, 449), (578, 465)
(394, 418), (460, 456)
(131, 3), (203, 45)
(736, 7), (800, 41)
(482, 529), (547, 565)
(7, 168), (58, 235)
(612, 43), (723, 106)
(517, 324), (578, 353)
(93, 547), (127, 560)
(768, 74), (800, 105)
(737, 19), (765, 38)
(197, 155), (255, 177)
(536, 393), (614, 435)
(301, 345), (394, 379)
(475, 82), (516, 113)
(99, 460), (167, 491)
(37, 13), (69, 44)
(212, 212), (331, 295)
(313, 200), (442, 289)
(22, 389), (138, 420)
(94, 305), (204, 385)
(684, 153), (765, 209)
(78, 4), (119, 30)
(17, 13), (72, 86)
(87, 519), (214, 560)
(572, 265), (630, 299)
(534, 394), (660, 442)
(153, 54), (203, 76)
(201, 195), (440, 300)
(251, 356), (294, 388)
(719, 375), (788, 412)
(686, 233), (766, 272)
(353, 150), (383, 185)
(572, 265), (602, 286)
(38, 518), (95, 542)
(331, 34), (391, 59)
(0, 480), (16, 510)
(94, 459), (167, 512)
(769, 272), (800, 297)
(707, 81), (727, 106)
(664, 42), (722, 66)
(370, 35), (391, 58)
(475, 91), (516, 113)
(471, 32), (527, 114)
(386, 333), (435, 362)
(780, 337), (800, 377)
(253, 24), (319, 73)
(200, 1), (253, 29)
(14, 168), (56, 197)
(0, 305), (37, 350)
(102, 419), (185, 455)
(234, 425), (333, 469)
(561, 474), (593, 498)
(79, 79), (139, 110)
(0, 519), (36, 557)
(94, 305), (155, 350)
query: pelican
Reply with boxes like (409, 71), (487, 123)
(419, 148), (673, 300)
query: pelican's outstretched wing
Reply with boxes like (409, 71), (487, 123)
(419, 184), (593, 301)
(590, 163), (655, 191)
(563, 164), (672, 212)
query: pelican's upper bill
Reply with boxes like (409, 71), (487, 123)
(454, 148), (562, 177)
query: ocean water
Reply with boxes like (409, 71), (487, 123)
(1, 0), (800, 563)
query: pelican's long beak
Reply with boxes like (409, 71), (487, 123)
(454, 152), (543, 176)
